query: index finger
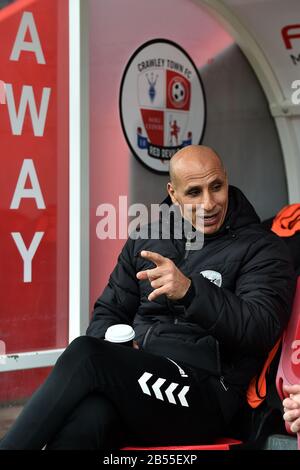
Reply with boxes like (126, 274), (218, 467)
(283, 397), (300, 409)
(140, 250), (167, 266)
(283, 384), (300, 395)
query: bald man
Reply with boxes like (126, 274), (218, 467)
(168, 145), (228, 235)
(0, 146), (295, 450)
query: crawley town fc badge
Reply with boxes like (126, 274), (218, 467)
(119, 39), (206, 173)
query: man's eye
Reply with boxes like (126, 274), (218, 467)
(212, 184), (222, 191)
(188, 191), (200, 196)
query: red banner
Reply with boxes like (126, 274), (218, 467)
(0, 0), (69, 366)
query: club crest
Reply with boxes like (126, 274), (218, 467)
(120, 39), (206, 173)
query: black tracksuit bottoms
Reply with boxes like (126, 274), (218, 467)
(0, 336), (240, 450)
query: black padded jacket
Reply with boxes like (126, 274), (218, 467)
(87, 186), (296, 389)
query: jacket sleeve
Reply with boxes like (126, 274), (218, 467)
(184, 234), (296, 354)
(86, 238), (140, 339)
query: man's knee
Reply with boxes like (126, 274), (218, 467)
(57, 336), (106, 365)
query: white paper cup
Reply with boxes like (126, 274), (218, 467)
(105, 324), (135, 347)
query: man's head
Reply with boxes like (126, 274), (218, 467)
(167, 145), (229, 235)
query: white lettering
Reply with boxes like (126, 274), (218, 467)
(96, 204), (116, 239)
(11, 232), (44, 283)
(0, 80), (6, 104)
(10, 159), (45, 209)
(118, 196), (128, 240)
(291, 339), (300, 365)
(291, 80), (300, 105)
(6, 84), (51, 136)
(10, 11), (45, 64)
(128, 204), (148, 239)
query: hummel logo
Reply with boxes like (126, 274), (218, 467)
(138, 372), (190, 407)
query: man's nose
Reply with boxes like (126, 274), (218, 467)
(202, 192), (216, 212)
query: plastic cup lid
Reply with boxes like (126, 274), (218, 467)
(105, 324), (135, 343)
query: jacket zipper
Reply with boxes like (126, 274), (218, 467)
(216, 339), (228, 391)
(216, 339), (221, 374)
(142, 324), (155, 349)
(220, 376), (228, 391)
(166, 357), (188, 377)
(183, 232), (194, 260)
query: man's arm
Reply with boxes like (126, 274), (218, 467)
(86, 238), (140, 339)
(184, 236), (296, 354)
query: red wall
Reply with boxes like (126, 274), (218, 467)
(89, 0), (232, 309)
(0, 0), (69, 401)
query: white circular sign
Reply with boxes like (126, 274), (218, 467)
(119, 39), (206, 173)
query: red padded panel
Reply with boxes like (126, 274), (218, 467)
(121, 437), (242, 451)
(276, 277), (300, 398)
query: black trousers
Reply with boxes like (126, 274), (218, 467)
(0, 336), (239, 450)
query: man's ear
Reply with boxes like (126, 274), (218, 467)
(224, 170), (228, 185)
(167, 182), (178, 205)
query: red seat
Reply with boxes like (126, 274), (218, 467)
(276, 276), (300, 449)
(122, 437), (242, 451)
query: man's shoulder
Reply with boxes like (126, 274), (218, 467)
(238, 220), (276, 239)
(237, 222), (293, 262)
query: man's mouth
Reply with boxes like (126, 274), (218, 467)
(203, 213), (220, 226)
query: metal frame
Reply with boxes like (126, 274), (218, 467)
(0, 349), (65, 372)
(0, 0), (89, 373)
(68, 0), (90, 342)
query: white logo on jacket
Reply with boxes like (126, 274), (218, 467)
(200, 270), (222, 287)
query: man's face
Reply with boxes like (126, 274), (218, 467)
(167, 163), (229, 235)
